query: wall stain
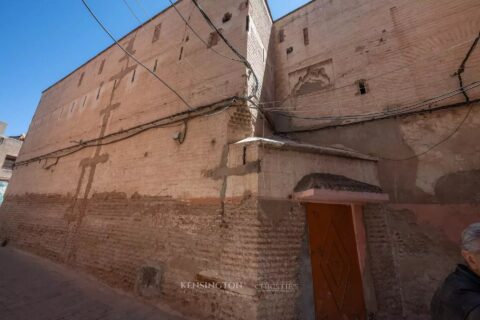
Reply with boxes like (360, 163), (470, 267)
(435, 170), (480, 203)
(63, 35), (138, 263)
(295, 118), (434, 203)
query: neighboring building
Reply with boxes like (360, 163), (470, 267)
(0, 122), (23, 204)
(0, 1), (479, 319)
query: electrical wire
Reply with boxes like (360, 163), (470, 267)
(133, 0), (149, 18)
(283, 32), (480, 162)
(121, 0), (142, 24)
(16, 96), (245, 167)
(80, 0), (193, 109)
(378, 102), (475, 161)
(272, 81), (480, 121)
(187, 0), (277, 131)
(190, 0), (259, 98)
(168, 0), (242, 63)
(269, 32), (480, 124)
(259, 34), (480, 110)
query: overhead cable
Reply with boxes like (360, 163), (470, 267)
(81, 0), (193, 109)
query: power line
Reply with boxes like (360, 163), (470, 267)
(188, 0), (275, 130)
(80, 0), (193, 109)
(16, 96), (246, 167)
(259, 34), (479, 110)
(282, 32), (480, 162)
(168, 0), (242, 63)
(380, 102), (475, 161)
(272, 80), (480, 121)
(268, 32), (480, 123)
(121, 0), (142, 24)
(190, 0), (259, 98)
(379, 31), (479, 161)
(133, 0), (149, 18)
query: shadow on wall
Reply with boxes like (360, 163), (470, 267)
(294, 108), (480, 205)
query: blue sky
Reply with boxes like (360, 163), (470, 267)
(0, 0), (309, 136)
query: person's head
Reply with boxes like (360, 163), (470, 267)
(461, 223), (480, 276)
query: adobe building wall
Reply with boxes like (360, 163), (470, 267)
(0, 123), (23, 204)
(0, 135), (23, 182)
(271, 0), (480, 318)
(0, 1), (269, 319)
(227, 138), (381, 320)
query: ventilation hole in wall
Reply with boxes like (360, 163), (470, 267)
(131, 69), (136, 82)
(278, 29), (285, 43)
(239, 0), (248, 10)
(242, 146), (247, 165)
(303, 28), (309, 46)
(153, 59), (158, 73)
(286, 47), (293, 54)
(179, 46), (184, 60)
(185, 35), (189, 42)
(358, 80), (368, 95)
(98, 59), (105, 75)
(96, 84), (103, 100)
(78, 72), (85, 87)
(222, 12), (232, 23)
(207, 31), (221, 48)
(152, 23), (162, 43)
(246, 15), (250, 31)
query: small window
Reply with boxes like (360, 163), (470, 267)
(96, 84), (103, 100)
(278, 29), (285, 43)
(78, 72), (85, 87)
(98, 59), (105, 75)
(152, 23), (162, 43)
(179, 47), (184, 60)
(303, 28), (309, 45)
(246, 15), (250, 31)
(357, 80), (368, 95)
(286, 46), (293, 54)
(2, 155), (16, 170)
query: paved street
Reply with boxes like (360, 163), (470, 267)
(0, 248), (184, 320)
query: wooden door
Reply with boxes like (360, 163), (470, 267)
(306, 203), (366, 320)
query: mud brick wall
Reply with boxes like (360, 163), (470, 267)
(0, 193), (263, 319)
(272, 0), (480, 319)
(256, 199), (307, 320)
(0, 134), (22, 182)
(0, 1), (274, 319)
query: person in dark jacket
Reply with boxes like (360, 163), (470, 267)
(432, 223), (480, 319)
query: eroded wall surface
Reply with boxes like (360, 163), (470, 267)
(271, 0), (480, 318)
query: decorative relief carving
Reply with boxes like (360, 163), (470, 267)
(289, 59), (334, 97)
